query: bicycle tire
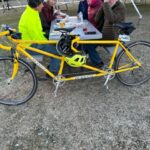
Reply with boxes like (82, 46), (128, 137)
(0, 57), (38, 105)
(115, 41), (150, 86)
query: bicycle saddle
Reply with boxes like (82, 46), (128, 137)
(54, 27), (75, 33)
(113, 22), (136, 35)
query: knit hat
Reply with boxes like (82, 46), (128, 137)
(28, 0), (44, 8)
(89, 0), (101, 7)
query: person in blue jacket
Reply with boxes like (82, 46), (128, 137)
(77, 0), (88, 20)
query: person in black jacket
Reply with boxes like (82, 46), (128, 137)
(95, 0), (126, 40)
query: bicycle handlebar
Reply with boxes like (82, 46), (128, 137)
(0, 30), (10, 37)
(1, 24), (16, 33)
(0, 44), (11, 51)
(0, 24), (17, 38)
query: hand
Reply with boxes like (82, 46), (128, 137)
(54, 9), (60, 15)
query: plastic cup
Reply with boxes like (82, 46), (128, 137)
(59, 22), (65, 28)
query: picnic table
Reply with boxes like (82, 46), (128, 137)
(49, 16), (102, 40)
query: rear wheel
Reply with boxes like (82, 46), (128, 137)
(0, 57), (38, 105)
(115, 41), (150, 86)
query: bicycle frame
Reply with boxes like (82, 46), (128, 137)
(0, 30), (142, 82)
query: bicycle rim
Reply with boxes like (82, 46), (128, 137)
(115, 41), (150, 86)
(0, 57), (38, 105)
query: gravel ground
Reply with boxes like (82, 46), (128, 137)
(0, 5), (150, 150)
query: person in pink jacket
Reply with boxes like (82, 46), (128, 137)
(84, 0), (104, 67)
(87, 0), (103, 27)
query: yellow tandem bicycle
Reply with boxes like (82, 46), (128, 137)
(0, 23), (150, 105)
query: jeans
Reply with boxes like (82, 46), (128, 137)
(28, 44), (60, 72)
(79, 44), (102, 66)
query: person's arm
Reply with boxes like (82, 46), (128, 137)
(95, 6), (104, 23)
(77, 1), (82, 14)
(103, 1), (126, 24)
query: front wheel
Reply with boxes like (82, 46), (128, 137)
(115, 41), (150, 86)
(0, 57), (38, 105)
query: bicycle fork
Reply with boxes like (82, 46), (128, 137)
(7, 51), (20, 84)
(7, 59), (19, 85)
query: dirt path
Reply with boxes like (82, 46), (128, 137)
(0, 5), (150, 150)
